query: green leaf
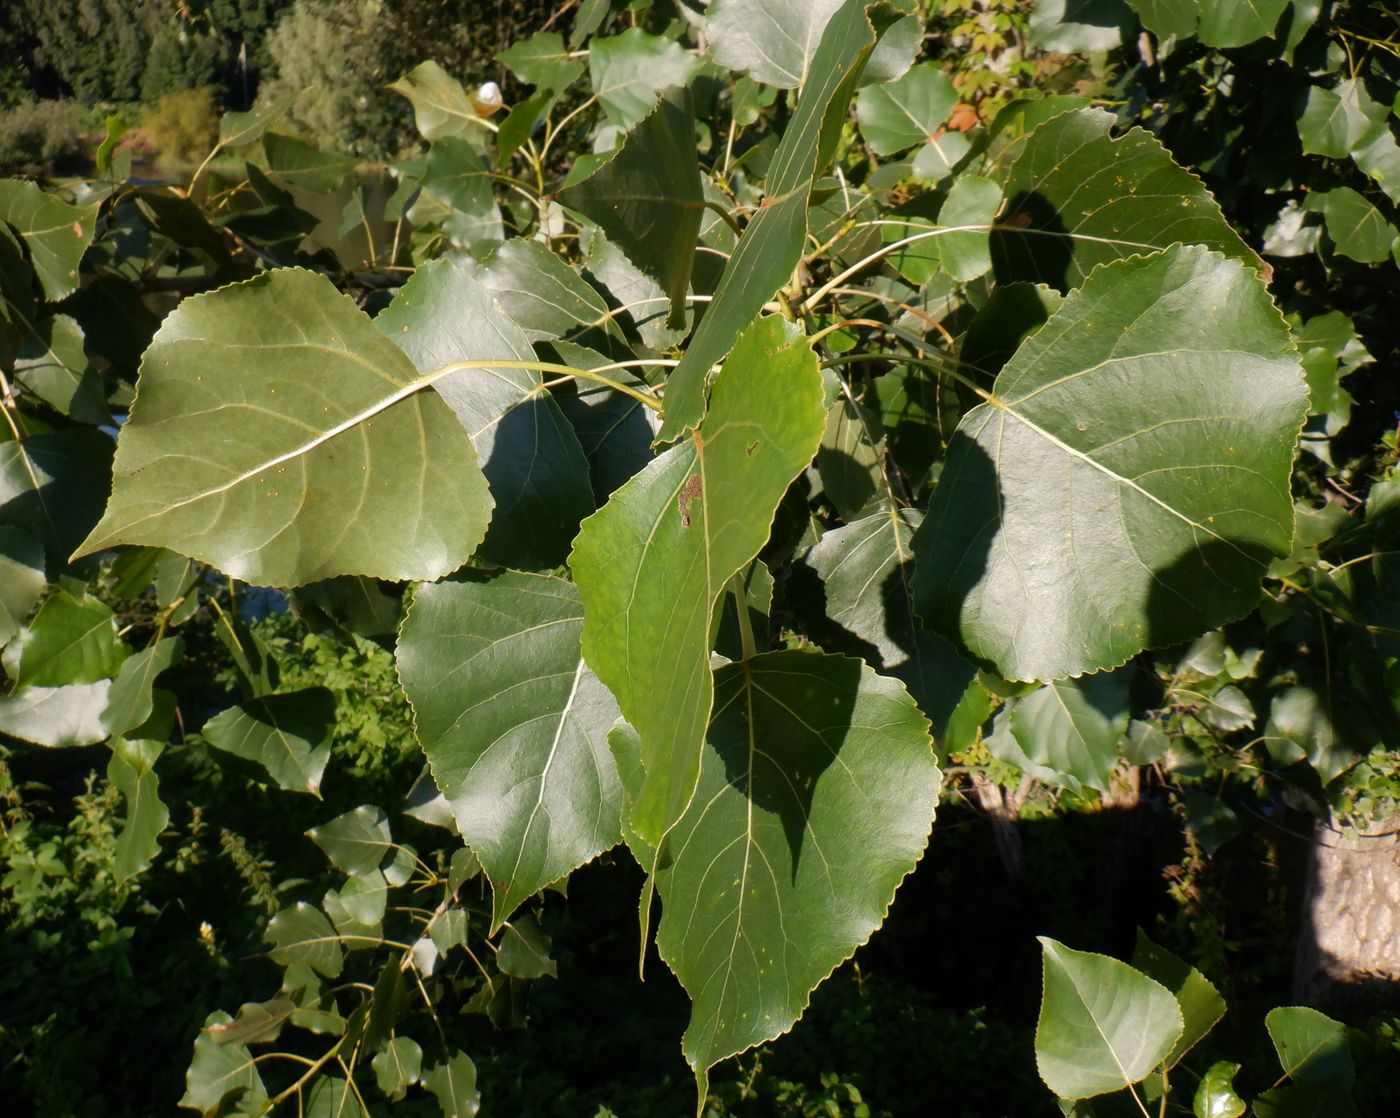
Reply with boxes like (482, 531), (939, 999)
(1297, 79), (1386, 161)
(1254, 1082), (1358, 1118)
(0, 682), (111, 746)
(423, 1051), (481, 1118)
(474, 239), (611, 343)
(1193, 1061), (1246, 1118)
(498, 31), (583, 94)
(1009, 673), (1129, 793)
(589, 29), (700, 129)
(913, 246), (1307, 681)
(74, 268), (493, 586)
(263, 133), (357, 194)
(1319, 187), (1395, 263)
(14, 313), (111, 425)
(1035, 937), (1183, 1099)
(267, 901), (345, 978)
(659, 0), (886, 442)
(377, 258), (594, 569)
(203, 688), (336, 795)
(572, 317), (826, 845)
(0, 179), (97, 301)
(960, 282), (1062, 383)
(856, 62), (958, 156)
(205, 997), (297, 1047)
(181, 1011), (267, 1113)
(102, 636), (183, 738)
(1028, 0), (1131, 52)
(397, 572), (622, 930)
(219, 93), (297, 147)
(108, 737), (168, 879)
(418, 136), (503, 253)
(306, 1077), (368, 1118)
(308, 805), (392, 877)
(3, 589), (129, 687)
(648, 650), (940, 1095)
(817, 393), (884, 521)
(1129, 0), (1199, 39)
(937, 174), (1002, 282)
(372, 1036), (423, 1101)
(496, 914), (557, 978)
(1, 429), (113, 561)
(1265, 1006), (1354, 1088)
(1196, 0), (1290, 47)
(391, 62), (492, 142)
(804, 509), (974, 735)
(0, 526), (44, 647)
(989, 109), (1256, 291)
(913, 131), (973, 183)
(1131, 930), (1226, 1065)
(560, 89), (702, 329)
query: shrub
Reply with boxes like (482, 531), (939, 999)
(139, 87), (218, 167)
(0, 97), (85, 172)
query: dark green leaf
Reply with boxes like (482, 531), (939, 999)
(1265, 1006), (1353, 1088)
(423, 1051), (481, 1118)
(13, 313), (111, 425)
(267, 901), (345, 978)
(914, 246), (1307, 681)
(108, 737), (168, 878)
(476, 239), (611, 342)
(102, 636), (183, 738)
(0, 526), (44, 647)
(0, 179), (97, 301)
(1009, 673), (1129, 793)
(181, 1011), (267, 1112)
(373, 1036), (423, 1101)
(0, 428), (113, 560)
(1131, 930), (1226, 1065)
(3, 589), (128, 687)
(496, 914), (557, 978)
(308, 805), (392, 877)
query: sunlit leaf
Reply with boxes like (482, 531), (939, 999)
(102, 636), (183, 738)
(3, 588), (128, 687)
(74, 268), (494, 586)
(267, 901), (345, 978)
(572, 317), (825, 844)
(398, 572), (622, 929)
(0, 681), (110, 746)
(0, 178), (97, 301)
(589, 29), (699, 129)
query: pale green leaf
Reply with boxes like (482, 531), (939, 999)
(856, 62), (957, 156)
(650, 650), (940, 1093)
(474, 238), (611, 343)
(418, 136), (503, 252)
(572, 317), (826, 845)
(391, 62), (492, 142)
(377, 258), (593, 569)
(1297, 79), (1386, 161)
(1035, 937), (1183, 1099)
(1009, 673), (1129, 793)
(1028, 0), (1130, 52)
(263, 133), (357, 194)
(181, 1011), (267, 1113)
(373, 1036), (423, 1101)
(3, 589), (128, 687)
(423, 1051), (481, 1118)
(0, 682), (110, 746)
(1128, 0), (1198, 39)
(308, 805), (392, 876)
(74, 269), (492, 585)
(989, 109), (1256, 291)
(913, 246), (1307, 681)
(589, 29), (700, 129)
(560, 88), (702, 329)
(203, 688), (335, 795)
(937, 174), (1002, 282)
(397, 571), (622, 930)
(267, 901), (345, 978)
(108, 737), (168, 879)
(659, 0), (885, 442)
(1320, 187), (1395, 263)
(219, 93), (297, 147)
(1197, 0), (1290, 47)
(0, 178), (97, 301)
(498, 31), (583, 94)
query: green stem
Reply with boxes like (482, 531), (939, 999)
(702, 198), (744, 237)
(821, 350), (993, 404)
(729, 571), (757, 662)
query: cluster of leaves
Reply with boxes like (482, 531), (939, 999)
(1, 0), (1398, 1114)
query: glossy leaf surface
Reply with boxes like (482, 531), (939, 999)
(914, 246), (1307, 681)
(572, 318), (825, 844)
(398, 572), (622, 929)
(75, 269), (493, 586)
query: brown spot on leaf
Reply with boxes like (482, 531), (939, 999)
(678, 475), (703, 527)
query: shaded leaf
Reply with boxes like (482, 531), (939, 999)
(13, 313), (111, 425)
(646, 650), (940, 1095)
(181, 1010), (267, 1112)
(423, 1051), (481, 1118)
(373, 1036), (423, 1101)
(572, 317), (825, 845)
(74, 269), (493, 586)
(203, 687), (336, 795)
(0, 526), (44, 647)
(102, 636), (183, 738)
(989, 109), (1256, 291)
(308, 805), (392, 876)
(0, 428), (113, 560)
(377, 258), (594, 569)
(497, 914), (557, 978)
(206, 996), (297, 1047)
(560, 88), (702, 329)
(108, 738), (168, 879)
(913, 246), (1307, 681)
(267, 902), (345, 978)
(1265, 1006), (1353, 1088)
(3, 589), (128, 687)
(1131, 930), (1226, 1065)
(0, 178), (97, 301)
(1009, 673), (1129, 793)
(398, 572), (622, 929)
